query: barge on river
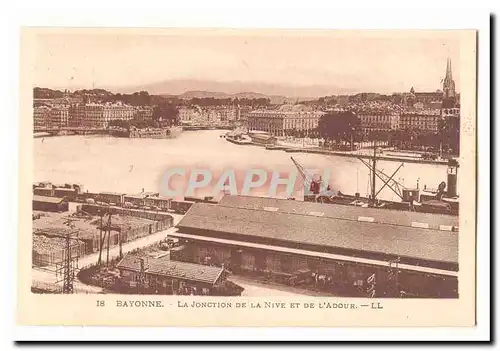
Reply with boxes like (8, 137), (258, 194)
(291, 143), (459, 216)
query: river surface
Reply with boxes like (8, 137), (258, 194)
(34, 130), (453, 202)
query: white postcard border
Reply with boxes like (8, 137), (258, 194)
(4, 1), (491, 342)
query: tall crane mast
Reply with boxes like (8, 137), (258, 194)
(357, 141), (406, 205)
(290, 157), (323, 196)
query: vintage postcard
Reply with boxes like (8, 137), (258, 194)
(17, 27), (477, 328)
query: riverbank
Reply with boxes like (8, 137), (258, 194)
(221, 138), (456, 166)
(283, 147), (454, 165)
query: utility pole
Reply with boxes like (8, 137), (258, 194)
(118, 228), (123, 260)
(351, 131), (354, 151)
(62, 233), (74, 294)
(138, 257), (147, 294)
(370, 140), (377, 207)
(60, 231), (79, 294)
(106, 213), (112, 266)
(97, 211), (104, 266)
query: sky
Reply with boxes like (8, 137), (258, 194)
(31, 29), (462, 95)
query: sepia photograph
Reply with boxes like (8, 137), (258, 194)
(16, 25), (480, 329)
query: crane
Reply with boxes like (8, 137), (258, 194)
(356, 141), (406, 205)
(290, 157), (332, 200)
(357, 157), (406, 201)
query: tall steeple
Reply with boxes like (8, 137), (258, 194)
(442, 57), (456, 99)
(446, 58), (453, 81)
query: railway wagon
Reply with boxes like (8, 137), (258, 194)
(170, 200), (195, 214)
(144, 196), (172, 211)
(98, 192), (125, 205)
(123, 195), (146, 208)
(53, 187), (78, 201)
(79, 192), (100, 203)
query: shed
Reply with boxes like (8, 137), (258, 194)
(33, 195), (69, 212)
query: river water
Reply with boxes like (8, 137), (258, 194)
(34, 130), (452, 202)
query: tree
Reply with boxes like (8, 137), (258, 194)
(438, 116), (460, 155)
(153, 102), (179, 126)
(33, 87), (64, 99)
(317, 111), (360, 149)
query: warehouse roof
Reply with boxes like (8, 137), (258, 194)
(116, 254), (224, 285)
(218, 195), (458, 230)
(177, 202), (458, 265)
(33, 195), (66, 204)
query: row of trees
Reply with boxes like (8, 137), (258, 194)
(153, 102), (180, 126)
(33, 87), (65, 99)
(316, 111), (361, 149)
(283, 112), (460, 155)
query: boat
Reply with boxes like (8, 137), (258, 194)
(225, 135), (252, 145)
(291, 142), (459, 216)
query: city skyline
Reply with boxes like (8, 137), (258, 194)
(32, 30), (461, 96)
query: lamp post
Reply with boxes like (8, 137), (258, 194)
(351, 127), (355, 151)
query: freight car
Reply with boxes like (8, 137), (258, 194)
(98, 192), (125, 205)
(79, 192), (100, 203)
(144, 196), (172, 211)
(53, 187), (78, 201)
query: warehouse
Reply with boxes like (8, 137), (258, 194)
(33, 195), (69, 212)
(33, 187), (54, 197)
(218, 195), (459, 230)
(115, 253), (242, 296)
(170, 196), (459, 298)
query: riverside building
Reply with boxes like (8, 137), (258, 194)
(70, 102), (136, 128)
(246, 104), (325, 136)
(400, 109), (442, 133)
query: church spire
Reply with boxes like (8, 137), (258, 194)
(442, 57), (456, 100)
(445, 57), (453, 82)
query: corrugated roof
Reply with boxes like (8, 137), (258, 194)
(177, 202), (458, 265)
(116, 254), (223, 285)
(218, 195), (458, 230)
(33, 195), (65, 204)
